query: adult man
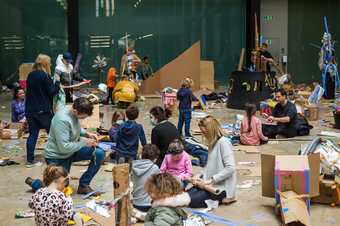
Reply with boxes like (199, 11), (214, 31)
(44, 97), (105, 194)
(137, 56), (154, 80)
(259, 43), (274, 72)
(262, 89), (298, 138)
(55, 52), (88, 103)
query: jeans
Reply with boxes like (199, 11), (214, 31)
(187, 187), (226, 208)
(26, 112), (53, 163)
(133, 205), (151, 212)
(46, 146), (105, 187)
(178, 109), (192, 137)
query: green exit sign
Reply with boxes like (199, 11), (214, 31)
(264, 15), (273, 21)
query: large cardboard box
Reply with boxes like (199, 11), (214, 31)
(261, 154), (320, 199)
(0, 123), (24, 139)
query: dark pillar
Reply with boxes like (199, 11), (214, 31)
(246, 0), (261, 67)
(67, 0), (79, 57)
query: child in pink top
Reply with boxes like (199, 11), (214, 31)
(160, 139), (193, 181)
(240, 103), (268, 145)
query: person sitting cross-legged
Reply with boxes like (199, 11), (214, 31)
(44, 97), (105, 195)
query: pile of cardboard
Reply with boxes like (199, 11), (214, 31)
(261, 154), (320, 226)
(0, 122), (24, 139)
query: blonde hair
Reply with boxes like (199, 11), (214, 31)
(198, 115), (224, 149)
(181, 77), (194, 88)
(145, 173), (182, 200)
(32, 54), (51, 75)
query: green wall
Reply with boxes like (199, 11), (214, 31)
(288, 0), (340, 84)
(79, 0), (246, 84)
(0, 0), (67, 83)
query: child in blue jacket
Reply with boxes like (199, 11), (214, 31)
(177, 78), (197, 137)
(115, 105), (146, 163)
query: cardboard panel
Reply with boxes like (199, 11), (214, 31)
(261, 154), (276, 197)
(308, 153), (320, 197)
(141, 42), (201, 94)
(19, 63), (33, 80)
(200, 60), (214, 90)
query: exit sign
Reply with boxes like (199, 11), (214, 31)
(264, 15), (273, 21)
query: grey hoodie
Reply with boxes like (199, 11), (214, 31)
(132, 159), (160, 206)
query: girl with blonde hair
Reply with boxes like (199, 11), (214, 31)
(25, 54), (60, 167)
(187, 115), (236, 208)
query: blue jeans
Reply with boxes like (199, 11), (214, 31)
(26, 112), (53, 163)
(46, 146), (105, 187)
(178, 109), (192, 137)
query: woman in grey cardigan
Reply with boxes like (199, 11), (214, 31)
(187, 115), (236, 208)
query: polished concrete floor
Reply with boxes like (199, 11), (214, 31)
(0, 91), (339, 226)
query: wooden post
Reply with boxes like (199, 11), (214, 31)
(237, 48), (245, 71)
(113, 164), (130, 226)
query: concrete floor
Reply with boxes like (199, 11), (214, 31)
(0, 91), (339, 226)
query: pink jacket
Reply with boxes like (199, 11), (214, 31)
(160, 151), (193, 180)
(240, 116), (268, 145)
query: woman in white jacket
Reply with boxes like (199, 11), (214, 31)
(187, 115), (236, 208)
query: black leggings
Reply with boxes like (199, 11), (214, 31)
(187, 187), (226, 208)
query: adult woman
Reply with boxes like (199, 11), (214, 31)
(149, 106), (180, 166)
(187, 115), (236, 208)
(25, 54), (60, 167)
(11, 87), (26, 122)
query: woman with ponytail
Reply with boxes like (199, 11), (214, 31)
(149, 106), (180, 166)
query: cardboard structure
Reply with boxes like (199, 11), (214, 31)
(0, 122), (24, 139)
(312, 178), (340, 205)
(227, 71), (276, 110)
(19, 63), (33, 81)
(140, 42), (215, 94)
(261, 154), (320, 199)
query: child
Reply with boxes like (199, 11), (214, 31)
(11, 87), (26, 122)
(109, 111), (125, 142)
(177, 78), (197, 137)
(132, 144), (160, 212)
(240, 103), (268, 145)
(160, 139), (192, 183)
(29, 165), (73, 226)
(144, 173), (190, 226)
(106, 66), (117, 105)
(115, 105), (146, 162)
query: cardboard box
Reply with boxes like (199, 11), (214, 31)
(0, 123), (24, 139)
(19, 63), (34, 81)
(311, 179), (340, 205)
(279, 191), (312, 226)
(261, 154), (320, 199)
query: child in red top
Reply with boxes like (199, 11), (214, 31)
(240, 103), (268, 145)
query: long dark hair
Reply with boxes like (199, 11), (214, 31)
(149, 106), (172, 123)
(13, 87), (24, 100)
(245, 103), (257, 132)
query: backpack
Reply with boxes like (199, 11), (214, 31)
(295, 115), (313, 136)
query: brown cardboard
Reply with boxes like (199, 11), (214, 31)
(141, 42), (201, 94)
(311, 179), (340, 205)
(261, 154), (320, 198)
(200, 61), (215, 90)
(19, 63), (33, 81)
(0, 123), (24, 139)
(261, 154), (276, 197)
(279, 191), (312, 226)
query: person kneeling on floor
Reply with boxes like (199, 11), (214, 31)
(44, 97), (105, 195)
(187, 115), (236, 208)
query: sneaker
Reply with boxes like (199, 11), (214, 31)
(25, 161), (42, 168)
(77, 185), (103, 196)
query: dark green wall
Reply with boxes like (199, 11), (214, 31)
(0, 0), (67, 83)
(288, 0), (340, 83)
(79, 0), (246, 84)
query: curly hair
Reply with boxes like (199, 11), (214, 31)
(43, 165), (68, 186)
(145, 173), (182, 200)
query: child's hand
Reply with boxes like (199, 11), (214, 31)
(262, 113), (269, 118)
(203, 179), (213, 185)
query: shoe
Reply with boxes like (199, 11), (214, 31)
(25, 161), (42, 168)
(77, 185), (103, 196)
(222, 197), (237, 205)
